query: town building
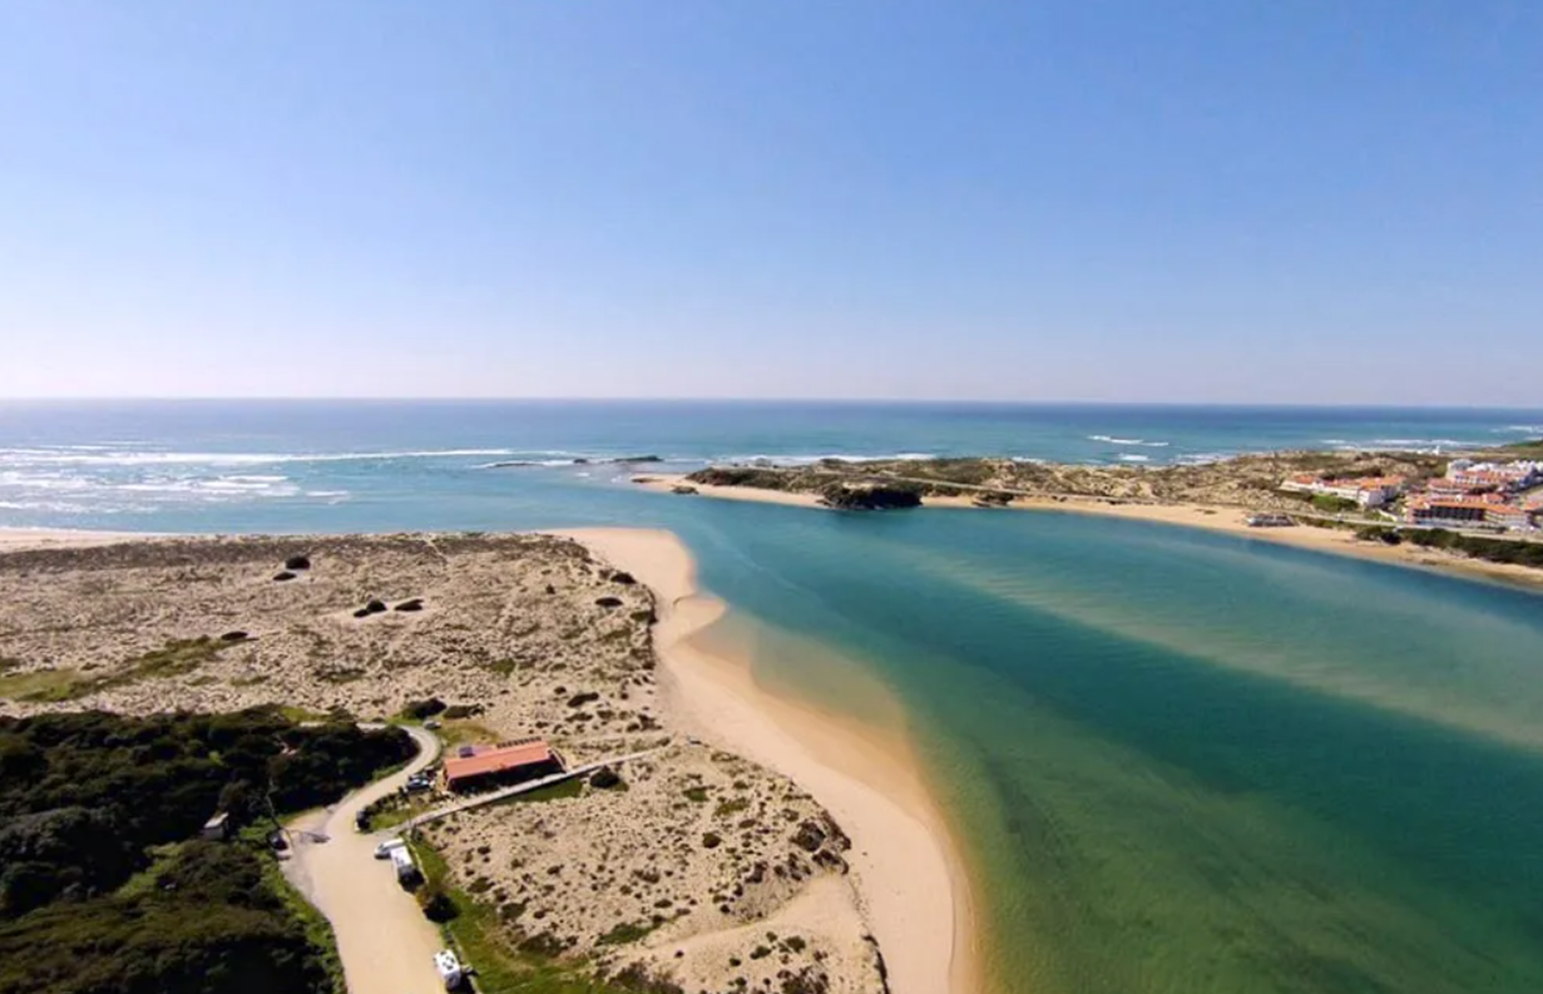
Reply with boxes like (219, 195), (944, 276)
(1280, 474), (1406, 508)
(1437, 460), (1542, 495)
(441, 738), (563, 793)
(1405, 493), (1522, 528)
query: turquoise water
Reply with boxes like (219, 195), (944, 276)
(685, 506), (1543, 992)
(4, 401), (1543, 992)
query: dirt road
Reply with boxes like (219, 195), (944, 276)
(283, 725), (447, 994)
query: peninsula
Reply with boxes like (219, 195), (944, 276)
(636, 439), (1543, 587)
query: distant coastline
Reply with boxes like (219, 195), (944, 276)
(632, 439), (1543, 590)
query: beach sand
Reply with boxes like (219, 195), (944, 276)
(634, 476), (1543, 590)
(563, 527), (980, 994)
(0, 527), (170, 551)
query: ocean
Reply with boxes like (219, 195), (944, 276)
(4, 399), (1543, 994)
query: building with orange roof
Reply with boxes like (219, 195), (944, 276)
(1406, 493), (1528, 529)
(1280, 474), (1406, 508)
(442, 738), (564, 793)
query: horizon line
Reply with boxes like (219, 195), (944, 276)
(1, 396), (1541, 412)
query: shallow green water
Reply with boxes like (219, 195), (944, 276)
(672, 503), (1543, 994)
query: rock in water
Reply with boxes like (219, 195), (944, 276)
(818, 484), (922, 511)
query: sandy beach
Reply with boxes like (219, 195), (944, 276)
(0, 527), (170, 551)
(635, 475), (1543, 590)
(564, 527), (980, 994)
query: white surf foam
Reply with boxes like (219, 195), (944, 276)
(0, 447), (517, 467)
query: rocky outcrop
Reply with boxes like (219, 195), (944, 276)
(818, 484), (922, 511)
(284, 555), (311, 571)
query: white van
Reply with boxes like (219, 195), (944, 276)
(373, 837), (407, 859)
(434, 949), (464, 990)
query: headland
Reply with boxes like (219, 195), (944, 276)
(634, 439), (1543, 589)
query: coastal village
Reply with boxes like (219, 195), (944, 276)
(1279, 458), (1543, 531)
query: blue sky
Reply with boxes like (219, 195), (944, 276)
(1, 2), (1538, 403)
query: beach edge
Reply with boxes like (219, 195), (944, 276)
(559, 526), (983, 994)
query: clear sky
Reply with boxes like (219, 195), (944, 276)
(1, 2), (1538, 403)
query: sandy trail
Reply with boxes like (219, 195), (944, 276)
(283, 725), (447, 994)
(560, 527), (980, 994)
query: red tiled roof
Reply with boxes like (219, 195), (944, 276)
(443, 740), (555, 782)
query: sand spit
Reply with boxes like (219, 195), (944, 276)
(563, 528), (978, 994)
(0, 530), (900, 993)
(636, 474), (1543, 590)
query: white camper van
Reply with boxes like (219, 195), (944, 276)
(389, 843), (421, 886)
(434, 949), (464, 990)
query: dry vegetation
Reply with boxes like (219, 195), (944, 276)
(425, 744), (881, 994)
(689, 450), (1450, 509)
(0, 533), (886, 994)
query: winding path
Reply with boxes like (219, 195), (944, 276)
(282, 725), (447, 994)
(283, 729), (663, 994)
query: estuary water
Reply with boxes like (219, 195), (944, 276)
(3, 400), (1543, 993)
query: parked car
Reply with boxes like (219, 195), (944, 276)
(424, 719), (441, 730)
(374, 837), (407, 860)
(433, 950), (465, 991)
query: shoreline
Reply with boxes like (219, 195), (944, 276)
(633, 475), (1543, 590)
(0, 527), (176, 550)
(561, 527), (980, 994)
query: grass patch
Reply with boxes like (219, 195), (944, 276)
(488, 777), (584, 807)
(123, 636), (227, 679)
(0, 667), (89, 702)
(316, 666), (366, 684)
(682, 786), (709, 803)
(113, 841), (191, 899)
(274, 704), (330, 723)
(439, 720), (500, 748)
(1, 637), (239, 702)
(596, 920), (657, 946)
(714, 797), (750, 818)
